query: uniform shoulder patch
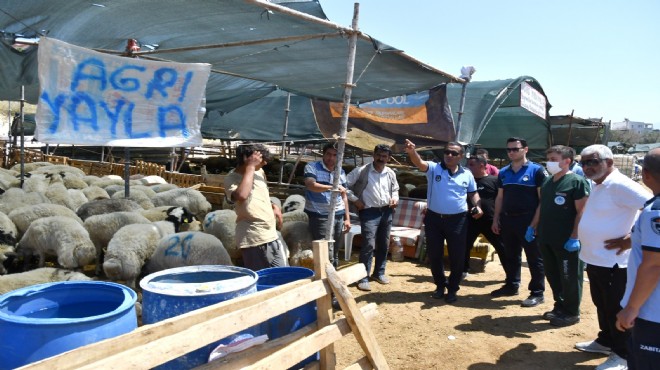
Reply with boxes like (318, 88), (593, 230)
(651, 196), (660, 210)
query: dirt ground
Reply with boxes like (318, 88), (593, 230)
(332, 253), (608, 370)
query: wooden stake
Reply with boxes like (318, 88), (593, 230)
(326, 263), (389, 370)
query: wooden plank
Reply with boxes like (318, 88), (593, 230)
(313, 240), (336, 370)
(326, 263), (389, 370)
(198, 303), (378, 370)
(20, 266), (366, 370)
(344, 357), (373, 370)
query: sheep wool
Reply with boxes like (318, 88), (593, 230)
(147, 231), (232, 273)
(0, 267), (93, 295)
(18, 216), (96, 269)
(282, 194), (306, 213)
(9, 203), (83, 238)
(102, 221), (175, 288)
(151, 188), (212, 220)
(0, 211), (18, 275)
(111, 189), (155, 209)
(83, 211), (152, 274)
(76, 198), (143, 221)
(201, 210), (239, 261)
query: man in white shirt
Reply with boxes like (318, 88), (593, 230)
(347, 144), (399, 291)
(575, 145), (651, 370)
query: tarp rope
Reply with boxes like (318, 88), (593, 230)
(353, 49), (379, 85)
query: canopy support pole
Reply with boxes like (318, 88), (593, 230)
(19, 86), (25, 188)
(279, 92), (291, 184)
(124, 147), (130, 198)
(455, 82), (468, 141)
(566, 109), (575, 146)
(320, 4), (360, 370)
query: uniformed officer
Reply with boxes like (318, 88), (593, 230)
(405, 139), (482, 304)
(491, 137), (548, 307)
(616, 147), (660, 369)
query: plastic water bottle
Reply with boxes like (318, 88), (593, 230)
(390, 236), (404, 262)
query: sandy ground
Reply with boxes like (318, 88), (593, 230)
(332, 253), (609, 370)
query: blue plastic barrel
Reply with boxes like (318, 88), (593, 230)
(257, 266), (317, 368)
(140, 265), (259, 370)
(0, 281), (137, 370)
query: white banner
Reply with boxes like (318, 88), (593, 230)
(36, 37), (210, 147)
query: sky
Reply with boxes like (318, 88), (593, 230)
(318, 0), (660, 128)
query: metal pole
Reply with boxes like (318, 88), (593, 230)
(19, 86), (25, 187)
(279, 92), (291, 184)
(455, 82), (468, 141)
(324, 3), (360, 254)
(124, 147), (130, 197)
(566, 109), (575, 146)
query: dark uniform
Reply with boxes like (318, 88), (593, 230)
(498, 161), (547, 296)
(464, 175), (507, 275)
(537, 173), (590, 317)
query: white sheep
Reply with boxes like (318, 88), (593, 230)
(151, 188), (212, 220)
(9, 203), (83, 238)
(76, 198), (143, 221)
(282, 194), (306, 213)
(201, 210), (239, 261)
(0, 267), (93, 295)
(18, 216), (96, 269)
(150, 183), (179, 193)
(21, 173), (52, 193)
(129, 185), (157, 198)
(280, 220), (313, 265)
(111, 189), (155, 209)
(83, 175), (124, 188)
(45, 183), (85, 211)
(281, 210), (309, 224)
(10, 161), (51, 172)
(0, 188), (51, 215)
(102, 221), (176, 288)
(0, 211), (18, 275)
(31, 164), (86, 178)
(146, 231), (233, 273)
(82, 185), (110, 200)
(83, 211), (152, 275)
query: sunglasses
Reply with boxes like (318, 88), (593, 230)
(443, 150), (461, 156)
(506, 147), (523, 152)
(580, 158), (604, 167)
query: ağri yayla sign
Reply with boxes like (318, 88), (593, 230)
(36, 37), (210, 147)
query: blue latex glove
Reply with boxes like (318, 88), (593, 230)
(524, 226), (536, 242)
(564, 238), (581, 252)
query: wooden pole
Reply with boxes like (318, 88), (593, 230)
(313, 239), (336, 370)
(566, 109), (575, 146)
(279, 92), (291, 184)
(323, 2), (360, 256)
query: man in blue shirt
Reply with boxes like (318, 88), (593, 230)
(616, 148), (660, 369)
(491, 137), (548, 307)
(405, 139), (482, 303)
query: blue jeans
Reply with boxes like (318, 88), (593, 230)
(358, 207), (393, 284)
(306, 211), (344, 267)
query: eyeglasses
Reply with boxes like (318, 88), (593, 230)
(506, 147), (524, 152)
(580, 158), (604, 167)
(443, 150), (461, 156)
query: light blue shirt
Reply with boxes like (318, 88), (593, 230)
(425, 161), (476, 214)
(621, 196), (660, 323)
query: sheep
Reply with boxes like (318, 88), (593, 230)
(102, 221), (176, 288)
(0, 267), (93, 295)
(281, 210), (309, 224)
(61, 172), (89, 189)
(111, 189), (154, 209)
(76, 198), (143, 221)
(138, 206), (199, 231)
(45, 183), (84, 211)
(10, 161), (51, 172)
(0, 211), (18, 275)
(0, 188), (51, 215)
(82, 185), (110, 200)
(129, 185), (157, 198)
(17, 216), (96, 269)
(151, 188), (212, 220)
(201, 210), (239, 261)
(21, 173), (52, 193)
(270, 196), (282, 210)
(83, 211), (152, 275)
(137, 175), (168, 185)
(8, 203), (83, 238)
(31, 165), (86, 178)
(104, 184), (125, 197)
(146, 231), (232, 273)
(84, 176), (124, 188)
(150, 183), (179, 193)
(280, 221), (313, 265)
(282, 194), (305, 213)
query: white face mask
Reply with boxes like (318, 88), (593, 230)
(546, 161), (562, 175)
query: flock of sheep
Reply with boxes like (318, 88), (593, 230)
(0, 161), (316, 297)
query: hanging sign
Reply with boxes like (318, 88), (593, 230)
(329, 92), (430, 124)
(520, 81), (547, 119)
(36, 37), (210, 147)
